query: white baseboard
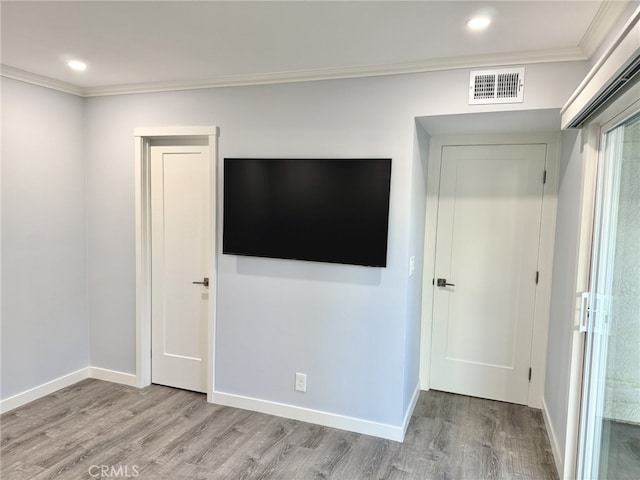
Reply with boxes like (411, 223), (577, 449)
(3, 369), (410, 443)
(212, 391), (406, 442)
(541, 397), (563, 478)
(0, 366), (140, 414)
(88, 367), (138, 387)
(402, 384), (421, 436)
(0, 367), (89, 414)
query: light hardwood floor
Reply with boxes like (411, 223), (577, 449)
(1, 379), (558, 479)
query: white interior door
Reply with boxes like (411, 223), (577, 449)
(151, 144), (210, 393)
(430, 144), (546, 405)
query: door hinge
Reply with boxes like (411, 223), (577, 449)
(529, 368), (532, 382)
(535, 271), (539, 284)
(543, 170), (547, 184)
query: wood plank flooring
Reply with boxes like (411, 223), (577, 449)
(1, 379), (558, 479)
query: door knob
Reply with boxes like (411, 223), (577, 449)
(192, 277), (209, 287)
(436, 278), (455, 287)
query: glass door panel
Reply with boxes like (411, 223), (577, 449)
(578, 112), (640, 479)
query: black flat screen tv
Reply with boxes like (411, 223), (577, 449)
(223, 158), (392, 267)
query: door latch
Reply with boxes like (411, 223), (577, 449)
(192, 277), (209, 287)
(436, 278), (455, 287)
(579, 292), (589, 333)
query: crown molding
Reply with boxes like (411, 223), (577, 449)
(0, 65), (84, 96)
(580, 0), (632, 59)
(2, 47), (588, 98)
(562, 3), (640, 128)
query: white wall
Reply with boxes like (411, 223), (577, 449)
(544, 129), (584, 459)
(1, 78), (88, 399)
(84, 61), (588, 429)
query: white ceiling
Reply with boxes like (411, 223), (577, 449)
(0, 1), (630, 96)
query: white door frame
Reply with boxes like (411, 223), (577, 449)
(419, 132), (560, 408)
(134, 126), (219, 402)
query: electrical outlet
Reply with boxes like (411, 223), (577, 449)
(295, 373), (307, 393)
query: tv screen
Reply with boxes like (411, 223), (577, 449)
(223, 158), (392, 267)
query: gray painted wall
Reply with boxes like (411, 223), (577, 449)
(1, 78), (88, 399)
(544, 129), (583, 457)
(2, 60), (588, 431)
(403, 123), (429, 414)
(85, 77), (420, 425)
(84, 63), (587, 427)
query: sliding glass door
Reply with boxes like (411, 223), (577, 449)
(578, 111), (640, 479)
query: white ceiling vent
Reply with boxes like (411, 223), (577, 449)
(469, 67), (525, 105)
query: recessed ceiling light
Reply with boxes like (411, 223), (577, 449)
(67, 60), (87, 71)
(467, 16), (491, 31)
